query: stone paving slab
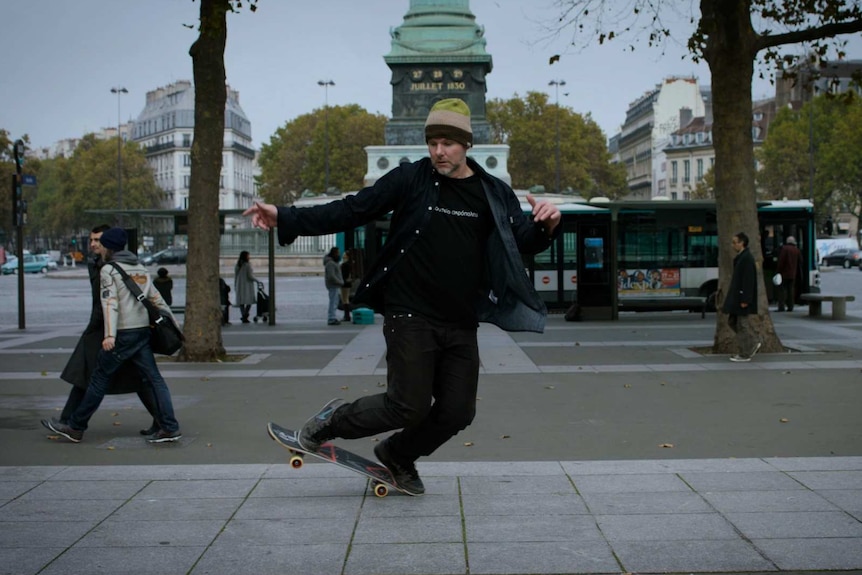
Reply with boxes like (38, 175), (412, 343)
(1, 460), (861, 575)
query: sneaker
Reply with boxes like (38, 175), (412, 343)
(327, 319), (341, 326)
(750, 341), (763, 358)
(729, 354), (751, 363)
(139, 421), (159, 436)
(298, 398), (346, 451)
(42, 417), (83, 443)
(374, 438), (425, 495)
(147, 429), (182, 443)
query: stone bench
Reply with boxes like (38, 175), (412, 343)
(799, 294), (856, 320)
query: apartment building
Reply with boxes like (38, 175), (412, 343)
(612, 76), (707, 199)
(131, 80), (257, 212)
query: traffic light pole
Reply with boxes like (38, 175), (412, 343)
(12, 140), (26, 329)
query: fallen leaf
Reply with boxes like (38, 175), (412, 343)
(47, 435), (60, 440)
(500, 435), (511, 439)
(207, 443), (213, 447)
(340, 386), (349, 390)
(545, 385), (555, 390)
(779, 418), (789, 423)
(463, 442), (474, 447)
(112, 422), (122, 427)
(659, 443), (674, 448)
(107, 446), (116, 450)
(112, 412), (120, 417)
(624, 384), (632, 388)
(200, 376), (210, 381)
(41, 371), (48, 376)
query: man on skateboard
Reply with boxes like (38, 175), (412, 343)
(245, 99), (560, 495)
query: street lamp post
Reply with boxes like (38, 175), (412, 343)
(317, 80), (335, 193)
(549, 79), (566, 194)
(111, 86), (128, 225)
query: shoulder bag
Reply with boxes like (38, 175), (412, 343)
(108, 262), (185, 355)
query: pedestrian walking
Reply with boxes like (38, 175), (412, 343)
(219, 277), (232, 326)
(55, 224), (159, 437)
(153, 267), (173, 306)
(234, 251), (257, 323)
(243, 98), (560, 494)
(340, 249), (354, 322)
(723, 231), (761, 362)
(324, 247), (344, 325)
(42, 227), (183, 443)
(776, 236), (801, 312)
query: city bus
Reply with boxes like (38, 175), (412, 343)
(527, 198), (819, 316)
(339, 197), (819, 319)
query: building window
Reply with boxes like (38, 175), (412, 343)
(683, 160), (691, 183)
(671, 161), (678, 184)
(696, 159), (704, 182)
(183, 154), (191, 167)
(183, 134), (191, 148)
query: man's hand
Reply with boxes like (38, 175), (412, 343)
(526, 193), (561, 236)
(103, 335), (115, 351)
(242, 201), (278, 231)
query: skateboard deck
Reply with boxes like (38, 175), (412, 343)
(267, 422), (413, 497)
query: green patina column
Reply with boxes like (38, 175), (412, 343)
(384, 0), (493, 145)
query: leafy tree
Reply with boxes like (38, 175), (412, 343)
(549, 0), (862, 353)
(48, 134), (161, 236)
(0, 132), (158, 248)
(257, 105), (387, 204)
(819, 94), (862, 219)
(487, 92), (627, 197)
(757, 93), (862, 229)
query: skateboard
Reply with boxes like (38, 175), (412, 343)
(266, 422), (412, 497)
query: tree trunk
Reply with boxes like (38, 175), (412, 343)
(181, 0), (228, 361)
(702, 0), (783, 353)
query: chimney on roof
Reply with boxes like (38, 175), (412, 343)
(679, 107), (693, 129)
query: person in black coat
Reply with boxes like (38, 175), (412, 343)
(57, 225), (159, 435)
(722, 231), (761, 362)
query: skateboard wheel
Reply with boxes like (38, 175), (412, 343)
(372, 482), (389, 498)
(289, 455), (304, 469)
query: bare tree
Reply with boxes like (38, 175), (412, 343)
(183, 0), (256, 361)
(550, 0), (862, 352)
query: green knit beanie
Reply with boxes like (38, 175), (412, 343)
(424, 98), (473, 147)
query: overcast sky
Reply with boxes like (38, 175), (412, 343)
(3, 1), (855, 151)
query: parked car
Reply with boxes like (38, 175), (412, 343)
(35, 254), (58, 270)
(142, 247), (188, 266)
(820, 249), (862, 268)
(1, 254), (51, 274)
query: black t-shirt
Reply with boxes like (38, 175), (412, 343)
(385, 173), (492, 326)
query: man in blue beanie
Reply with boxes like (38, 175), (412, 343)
(43, 228), (184, 443)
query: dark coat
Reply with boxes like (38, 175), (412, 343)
(60, 257), (147, 392)
(275, 156), (557, 333)
(777, 243), (801, 281)
(722, 247), (758, 316)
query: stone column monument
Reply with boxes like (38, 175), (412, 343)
(365, 0), (510, 185)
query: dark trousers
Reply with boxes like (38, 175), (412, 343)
(333, 314), (480, 462)
(60, 385), (158, 425)
(728, 313), (756, 356)
(778, 278), (796, 311)
(69, 328), (180, 433)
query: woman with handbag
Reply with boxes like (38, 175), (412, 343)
(42, 228), (183, 443)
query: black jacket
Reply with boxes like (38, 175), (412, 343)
(723, 247), (758, 315)
(276, 157), (557, 332)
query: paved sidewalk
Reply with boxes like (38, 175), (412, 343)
(2, 457), (861, 575)
(1, 311), (861, 574)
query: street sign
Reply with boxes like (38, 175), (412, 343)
(22, 174), (36, 186)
